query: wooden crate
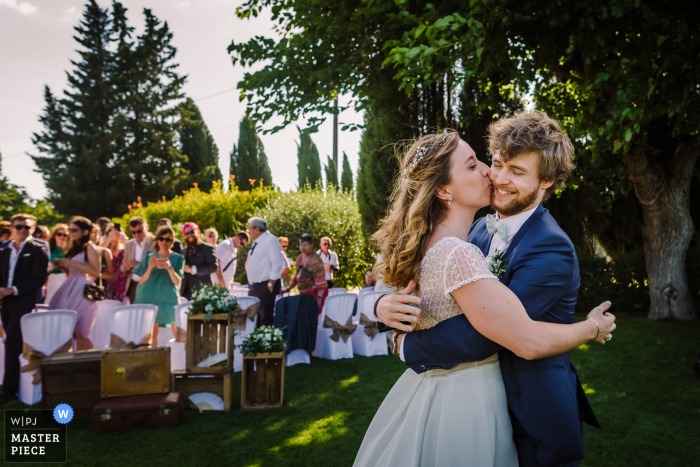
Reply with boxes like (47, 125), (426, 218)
(101, 347), (171, 398)
(41, 350), (103, 421)
(172, 313), (234, 411)
(241, 352), (285, 410)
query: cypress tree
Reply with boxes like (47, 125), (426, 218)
(296, 127), (322, 189)
(229, 116), (272, 190)
(324, 155), (338, 189)
(179, 97), (221, 191)
(340, 152), (353, 192)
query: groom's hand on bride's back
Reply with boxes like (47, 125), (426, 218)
(587, 301), (617, 345)
(375, 279), (422, 333)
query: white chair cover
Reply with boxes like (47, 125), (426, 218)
(232, 296), (259, 372)
(32, 304), (49, 313)
(178, 296), (188, 304)
(232, 282), (241, 287)
(327, 287), (347, 297)
(167, 301), (193, 371)
(229, 288), (249, 298)
(19, 310), (77, 405)
(313, 293), (356, 360)
(352, 291), (389, 357)
(286, 349), (310, 366)
(89, 300), (123, 349)
(109, 305), (157, 348)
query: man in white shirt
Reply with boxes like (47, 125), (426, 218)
(316, 236), (339, 289)
(120, 216), (155, 304)
(245, 217), (283, 326)
(216, 231), (250, 289)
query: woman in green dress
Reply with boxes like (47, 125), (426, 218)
(132, 225), (184, 347)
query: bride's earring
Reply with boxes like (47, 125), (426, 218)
(448, 196), (452, 206)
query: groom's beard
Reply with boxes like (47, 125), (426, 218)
(490, 184), (540, 217)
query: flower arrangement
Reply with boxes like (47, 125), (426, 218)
(188, 285), (238, 321)
(238, 325), (286, 356)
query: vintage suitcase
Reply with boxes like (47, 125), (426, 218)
(41, 350), (103, 421)
(92, 392), (185, 433)
(101, 347), (171, 398)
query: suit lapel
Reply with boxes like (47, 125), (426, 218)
(502, 204), (546, 264)
(468, 219), (493, 256)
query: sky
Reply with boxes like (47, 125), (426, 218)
(0, 0), (364, 200)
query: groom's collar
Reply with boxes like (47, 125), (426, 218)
(501, 203), (546, 262)
(493, 206), (538, 242)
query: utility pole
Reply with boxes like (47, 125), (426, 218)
(332, 96), (338, 178)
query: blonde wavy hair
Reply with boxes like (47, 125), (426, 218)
(372, 131), (461, 290)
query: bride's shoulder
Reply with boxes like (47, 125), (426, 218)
(428, 236), (484, 259)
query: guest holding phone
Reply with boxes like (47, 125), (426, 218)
(131, 225), (184, 347)
(45, 223), (69, 304)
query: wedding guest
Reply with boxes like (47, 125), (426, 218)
(180, 222), (218, 300)
(280, 234), (328, 313)
(217, 231), (249, 289)
(33, 225), (50, 241)
(121, 216), (155, 304)
(104, 225), (129, 301)
(48, 217), (101, 350)
(0, 221), (11, 244)
(245, 217), (283, 326)
(95, 217), (111, 243)
(278, 236), (293, 287)
(352, 267), (377, 316)
(317, 236), (339, 289)
(132, 225), (184, 347)
(204, 227), (226, 288)
(0, 214), (49, 404)
(91, 225), (113, 282)
(157, 218), (183, 253)
(45, 223), (69, 304)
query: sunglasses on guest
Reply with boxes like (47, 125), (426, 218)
(184, 230), (196, 236)
(208, 234), (216, 238)
(321, 243), (330, 246)
(55, 232), (68, 238)
(281, 244), (288, 249)
(130, 228), (144, 235)
(158, 237), (173, 244)
(68, 227), (80, 233)
(13, 225), (31, 231)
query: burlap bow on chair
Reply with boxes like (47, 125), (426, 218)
(359, 313), (379, 340)
(234, 302), (260, 331)
(20, 339), (72, 384)
(171, 325), (187, 343)
(323, 315), (357, 343)
(109, 333), (152, 349)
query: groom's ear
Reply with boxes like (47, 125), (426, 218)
(540, 179), (555, 191)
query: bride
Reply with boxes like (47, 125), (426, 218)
(353, 132), (615, 467)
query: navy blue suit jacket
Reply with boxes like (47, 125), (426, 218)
(402, 204), (599, 466)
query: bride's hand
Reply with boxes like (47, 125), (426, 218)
(376, 279), (422, 333)
(586, 301), (616, 345)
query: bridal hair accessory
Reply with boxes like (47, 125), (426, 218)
(404, 146), (429, 174)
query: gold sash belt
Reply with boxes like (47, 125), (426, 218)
(172, 325), (187, 343)
(234, 302), (260, 331)
(21, 339), (72, 384)
(424, 354), (499, 378)
(323, 315), (357, 343)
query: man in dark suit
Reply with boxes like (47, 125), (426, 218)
(376, 112), (613, 467)
(0, 214), (49, 404)
(180, 222), (218, 299)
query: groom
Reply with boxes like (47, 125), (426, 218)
(376, 111), (601, 467)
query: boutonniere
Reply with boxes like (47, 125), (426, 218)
(488, 249), (508, 278)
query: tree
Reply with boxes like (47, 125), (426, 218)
(230, 116), (272, 190)
(340, 152), (353, 192)
(384, 1), (698, 320)
(324, 155), (338, 189)
(31, 1), (189, 218)
(179, 97), (222, 192)
(296, 127), (322, 189)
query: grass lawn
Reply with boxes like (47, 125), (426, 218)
(1, 314), (698, 466)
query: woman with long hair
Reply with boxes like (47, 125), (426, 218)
(104, 224), (129, 301)
(131, 225), (184, 347)
(353, 133), (614, 466)
(48, 217), (101, 350)
(91, 225), (113, 282)
(44, 223), (69, 304)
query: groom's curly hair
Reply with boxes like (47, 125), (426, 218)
(488, 111), (575, 200)
(372, 131), (460, 290)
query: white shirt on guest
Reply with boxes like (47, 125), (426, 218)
(399, 206), (538, 362)
(316, 249), (339, 281)
(131, 238), (147, 283)
(216, 238), (238, 289)
(6, 238), (29, 295)
(246, 231), (283, 284)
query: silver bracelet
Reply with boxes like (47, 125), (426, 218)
(586, 317), (600, 340)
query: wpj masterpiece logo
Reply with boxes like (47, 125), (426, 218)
(4, 405), (72, 463)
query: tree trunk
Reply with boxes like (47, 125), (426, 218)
(626, 141), (698, 320)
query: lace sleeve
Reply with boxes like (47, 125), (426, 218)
(443, 241), (496, 297)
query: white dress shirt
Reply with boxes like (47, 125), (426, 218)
(6, 238), (29, 295)
(317, 249), (339, 281)
(399, 206), (538, 362)
(216, 238), (238, 288)
(246, 231), (283, 284)
(131, 239), (146, 283)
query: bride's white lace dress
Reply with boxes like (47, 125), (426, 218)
(353, 237), (518, 467)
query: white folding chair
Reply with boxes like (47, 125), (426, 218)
(32, 304), (49, 313)
(18, 310), (77, 405)
(167, 301), (192, 371)
(327, 287), (347, 297)
(109, 305), (157, 348)
(313, 293), (356, 360)
(89, 300), (123, 349)
(352, 291), (389, 357)
(232, 282), (241, 287)
(232, 296), (259, 372)
(179, 296), (188, 304)
(229, 288), (249, 298)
